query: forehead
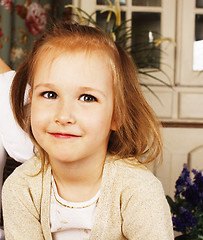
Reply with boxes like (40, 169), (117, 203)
(33, 50), (114, 91)
(35, 47), (112, 71)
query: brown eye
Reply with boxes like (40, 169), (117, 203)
(80, 94), (97, 102)
(42, 91), (58, 99)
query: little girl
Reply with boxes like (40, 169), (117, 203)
(2, 22), (174, 239)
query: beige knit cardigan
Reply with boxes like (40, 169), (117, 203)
(2, 155), (174, 240)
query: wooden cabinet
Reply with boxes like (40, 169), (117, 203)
(177, 0), (203, 86)
(80, 0), (175, 87)
(156, 127), (203, 197)
(78, 0), (203, 124)
(148, 1), (203, 197)
(141, 0), (203, 125)
(76, 1), (203, 196)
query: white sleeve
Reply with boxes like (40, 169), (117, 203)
(0, 71), (34, 163)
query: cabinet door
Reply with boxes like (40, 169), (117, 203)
(176, 0), (203, 86)
(80, 0), (175, 86)
(155, 127), (203, 197)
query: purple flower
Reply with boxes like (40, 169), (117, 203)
(181, 210), (197, 227)
(168, 165), (203, 236)
(193, 170), (203, 192)
(175, 164), (191, 195)
(172, 208), (197, 233)
(172, 216), (186, 232)
(182, 184), (200, 207)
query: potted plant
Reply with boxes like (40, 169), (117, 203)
(66, 0), (174, 93)
(166, 165), (203, 240)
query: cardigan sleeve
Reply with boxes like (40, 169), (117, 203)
(2, 169), (45, 240)
(121, 178), (174, 240)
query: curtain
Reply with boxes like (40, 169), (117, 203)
(0, 0), (72, 69)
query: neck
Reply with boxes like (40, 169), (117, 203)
(49, 155), (105, 202)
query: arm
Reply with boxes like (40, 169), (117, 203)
(0, 71), (34, 162)
(0, 140), (7, 211)
(122, 179), (174, 240)
(0, 58), (11, 73)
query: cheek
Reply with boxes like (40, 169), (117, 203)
(30, 103), (48, 135)
(84, 110), (113, 135)
(31, 100), (51, 121)
(30, 110), (41, 141)
(31, 103), (41, 125)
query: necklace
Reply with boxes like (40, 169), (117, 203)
(51, 179), (100, 209)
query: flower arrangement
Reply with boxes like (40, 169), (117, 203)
(166, 164), (203, 240)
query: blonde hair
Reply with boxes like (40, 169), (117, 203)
(11, 22), (162, 169)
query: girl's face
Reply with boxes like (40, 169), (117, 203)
(30, 50), (115, 166)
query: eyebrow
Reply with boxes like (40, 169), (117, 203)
(34, 83), (55, 90)
(79, 86), (106, 97)
(34, 84), (106, 97)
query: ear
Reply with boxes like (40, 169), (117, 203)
(28, 89), (33, 101)
(110, 114), (117, 131)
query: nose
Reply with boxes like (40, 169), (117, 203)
(54, 99), (76, 125)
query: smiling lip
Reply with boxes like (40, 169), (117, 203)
(49, 133), (80, 139)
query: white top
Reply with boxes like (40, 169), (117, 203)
(0, 71), (34, 219)
(0, 71), (33, 162)
(50, 176), (100, 240)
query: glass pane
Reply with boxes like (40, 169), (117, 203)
(97, 0), (126, 5)
(132, 0), (161, 7)
(193, 14), (203, 71)
(131, 12), (161, 68)
(195, 14), (203, 41)
(96, 10), (126, 42)
(196, 0), (203, 8)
